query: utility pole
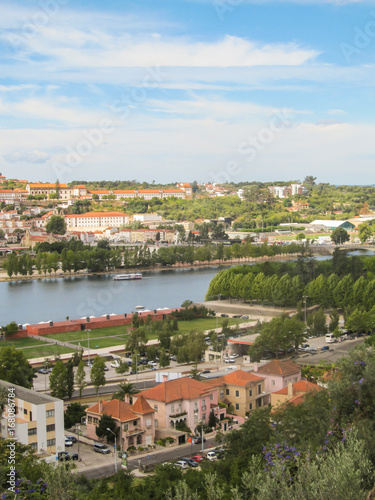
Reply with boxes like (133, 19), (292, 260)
(303, 296), (308, 330)
(107, 428), (118, 474)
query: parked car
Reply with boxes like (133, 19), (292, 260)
(175, 460), (188, 469)
(104, 365), (109, 371)
(206, 451), (217, 461)
(65, 435), (78, 443)
(241, 315), (249, 319)
(93, 443), (111, 454)
(321, 345), (330, 352)
(111, 360), (120, 368)
(201, 370), (211, 375)
(232, 314), (242, 318)
(170, 355), (176, 361)
(180, 457), (198, 467)
(225, 366), (237, 371)
(191, 436), (206, 445)
(38, 368), (49, 374)
(220, 314), (229, 317)
(58, 451), (79, 461)
(64, 437), (73, 447)
(148, 361), (158, 367)
(87, 361), (93, 368)
(191, 455), (204, 462)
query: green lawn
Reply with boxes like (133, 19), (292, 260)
(21, 345), (75, 360)
(70, 337), (128, 349)
(44, 326), (129, 343)
(0, 338), (48, 348)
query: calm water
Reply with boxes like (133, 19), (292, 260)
(2, 249), (373, 325)
(1, 267), (224, 325)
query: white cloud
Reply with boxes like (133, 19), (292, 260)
(4, 150), (50, 164)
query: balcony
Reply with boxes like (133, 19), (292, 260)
(169, 411), (187, 419)
(125, 428), (145, 437)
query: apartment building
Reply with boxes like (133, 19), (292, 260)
(64, 211), (129, 231)
(26, 183), (72, 200)
(0, 379), (64, 455)
(254, 360), (301, 393)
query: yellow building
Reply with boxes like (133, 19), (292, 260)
(0, 380), (64, 455)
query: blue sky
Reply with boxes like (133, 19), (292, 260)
(1, 0), (375, 185)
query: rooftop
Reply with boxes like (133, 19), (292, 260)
(0, 379), (62, 405)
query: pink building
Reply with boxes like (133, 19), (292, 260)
(136, 376), (219, 433)
(253, 360), (301, 393)
(85, 397), (155, 450)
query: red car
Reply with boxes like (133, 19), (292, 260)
(191, 455), (204, 462)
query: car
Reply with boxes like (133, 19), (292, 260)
(206, 451), (217, 461)
(180, 457), (198, 467)
(58, 451), (79, 461)
(321, 345), (330, 351)
(65, 435), (78, 443)
(93, 443), (111, 454)
(175, 460), (188, 469)
(111, 360), (120, 368)
(87, 361), (93, 368)
(148, 361), (158, 367)
(64, 437), (73, 447)
(201, 370), (211, 375)
(241, 315), (249, 319)
(191, 455), (204, 462)
(104, 365), (109, 371)
(170, 355), (176, 361)
(225, 366), (237, 371)
(220, 314), (229, 317)
(38, 368), (49, 374)
(232, 314), (242, 318)
(191, 436), (206, 445)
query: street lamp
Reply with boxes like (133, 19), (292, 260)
(106, 428), (118, 474)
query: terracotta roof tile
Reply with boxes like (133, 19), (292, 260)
(132, 396), (154, 414)
(86, 399), (138, 422)
(137, 377), (213, 403)
(257, 360), (301, 377)
(273, 380), (321, 396)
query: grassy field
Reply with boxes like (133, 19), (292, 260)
(1, 317), (245, 354)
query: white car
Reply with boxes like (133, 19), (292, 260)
(64, 437), (73, 447)
(111, 360), (120, 368)
(175, 460), (188, 469)
(225, 366), (237, 371)
(206, 451), (217, 461)
(149, 361), (158, 367)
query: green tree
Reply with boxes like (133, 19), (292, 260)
(46, 215), (67, 235)
(0, 347), (34, 389)
(3, 321), (18, 337)
(358, 222), (373, 244)
(66, 359), (75, 398)
(64, 402), (87, 429)
(90, 356), (106, 396)
(95, 413), (119, 443)
(331, 227), (350, 245)
(75, 360), (87, 398)
(49, 360), (68, 398)
(112, 382), (139, 403)
(159, 347), (170, 368)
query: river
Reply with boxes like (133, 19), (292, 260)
(2, 249), (373, 325)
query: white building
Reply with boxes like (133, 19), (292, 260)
(65, 211), (129, 231)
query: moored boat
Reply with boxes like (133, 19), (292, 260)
(113, 273), (142, 281)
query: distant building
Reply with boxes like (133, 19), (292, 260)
(310, 220), (355, 231)
(270, 380), (322, 409)
(26, 183), (71, 200)
(64, 212), (129, 231)
(0, 379), (65, 455)
(254, 360), (301, 393)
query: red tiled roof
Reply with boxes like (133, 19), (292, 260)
(132, 396), (154, 415)
(273, 380), (321, 396)
(138, 377), (213, 403)
(257, 360), (300, 377)
(29, 183), (69, 189)
(65, 212), (128, 218)
(86, 399), (141, 422)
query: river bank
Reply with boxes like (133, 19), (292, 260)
(0, 252), (307, 283)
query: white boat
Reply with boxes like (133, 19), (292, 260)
(113, 273), (142, 281)
(135, 305), (145, 309)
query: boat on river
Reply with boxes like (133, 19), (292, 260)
(113, 273), (142, 281)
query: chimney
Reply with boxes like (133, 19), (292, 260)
(288, 382), (293, 397)
(99, 400), (103, 413)
(162, 374), (168, 383)
(253, 362), (258, 372)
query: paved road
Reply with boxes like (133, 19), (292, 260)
(79, 436), (217, 479)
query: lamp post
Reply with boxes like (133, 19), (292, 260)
(87, 329), (91, 364)
(303, 296), (308, 330)
(106, 428), (118, 474)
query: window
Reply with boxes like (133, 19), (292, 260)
(46, 424), (55, 433)
(210, 394), (213, 401)
(272, 380), (275, 386)
(24, 409), (27, 415)
(249, 389), (252, 397)
(235, 390), (240, 398)
(123, 423), (128, 431)
(258, 384), (262, 395)
(28, 428), (37, 436)
(249, 403), (253, 410)
(220, 390), (224, 398)
(154, 405), (158, 412)
(47, 439), (56, 447)
(171, 405), (174, 413)
(146, 418), (151, 428)
(155, 419), (158, 428)
(235, 404), (239, 410)
(225, 389), (230, 396)
(46, 410), (55, 418)
(133, 420), (138, 426)
(88, 416), (92, 423)
(30, 443), (37, 450)
(194, 415), (198, 424)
